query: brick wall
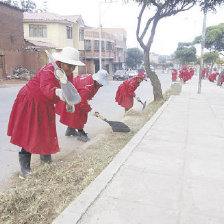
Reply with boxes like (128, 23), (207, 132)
(23, 49), (45, 73)
(0, 2), (24, 78)
(0, 2), (24, 51)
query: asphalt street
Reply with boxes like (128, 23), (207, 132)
(0, 74), (171, 190)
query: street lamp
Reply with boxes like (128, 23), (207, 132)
(198, 10), (207, 94)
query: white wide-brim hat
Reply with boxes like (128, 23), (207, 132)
(92, 69), (109, 86)
(52, 47), (85, 66)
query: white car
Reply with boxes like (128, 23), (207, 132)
(128, 70), (138, 79)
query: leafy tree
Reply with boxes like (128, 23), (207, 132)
(194, 23), (224, 56)
(5, 0), (38, 12)
(203, 51), (219, 71)
(216, 57), (224, 70)
(128, 0), (224, 101)
(126, 48), (144, 69)
(21, 0), (36, 12)
(174, 42), (197, 65)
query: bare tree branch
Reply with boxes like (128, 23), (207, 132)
(136, 1), (147, 49)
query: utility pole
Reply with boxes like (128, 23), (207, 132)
(198, 11), (207, 94)
(99, 2), (102, 70)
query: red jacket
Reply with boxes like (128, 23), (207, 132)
(202, 68), (206, 78)
(115, 77), (140, 109)
(7, 62), (72, 155)
(55, 74), (100, 129)
(172, 70), (177, 80)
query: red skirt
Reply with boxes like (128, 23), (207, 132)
(7, 87), (59, 155)
(55, 101), (88, 130)
(115, 85), (134, 109)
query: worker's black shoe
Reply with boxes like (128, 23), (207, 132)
(40, 155), (52, 164)
(77, 129), (90, 142)
(65, 127), (78, 136)
(19, 152), (31, 179)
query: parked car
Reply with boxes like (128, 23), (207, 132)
(137, 68), (146, 73)
(127, 70), (138, 78)
(112, 70), (129, 80)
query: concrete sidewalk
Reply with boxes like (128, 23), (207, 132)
(53, 77), (224, 224)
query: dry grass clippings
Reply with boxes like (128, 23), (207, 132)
(0, 82), (181, 224)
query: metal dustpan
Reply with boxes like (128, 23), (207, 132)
(95, 112), (130, 133)
(60, 82), (81, 105)
(45, 50), (81, 105)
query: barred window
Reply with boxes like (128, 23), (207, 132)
(106, 41), (113, 51)
(0, 56), (3, 69)
(101, 41), (105, 52)
(29, 25), (47, 37)
(84, 40), (91, 51)
(94, 40), (99, 51)
(66, 26), (72, 39)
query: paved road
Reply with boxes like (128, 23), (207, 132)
(0, 75), (171, 190)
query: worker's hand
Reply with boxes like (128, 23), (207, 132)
(55, 68), (67, 84)
(90, 110), (97, 116)
(136, 97), (141, 102)
(55, 89), (66, 102)
(66, 104), (75, 113)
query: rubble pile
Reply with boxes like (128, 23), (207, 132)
(7, 66), (35, 80)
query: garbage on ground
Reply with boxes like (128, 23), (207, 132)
(7, 66), (35, 80)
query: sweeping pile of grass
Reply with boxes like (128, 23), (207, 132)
(0, 82), (181, 224)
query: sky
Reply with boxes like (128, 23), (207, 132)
(34, 0), (224, 55)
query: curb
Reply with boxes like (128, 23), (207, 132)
(52, 96), (174, 224)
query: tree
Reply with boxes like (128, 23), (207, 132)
(194, 23), (224, 56)
(21, 0), (36, 12)
(5, 0), (38, 12)
(174, 42), (197, 66)
(129, 0), (224, 101)
(203, 51), (219, 71)
(126, 48), (144, 69)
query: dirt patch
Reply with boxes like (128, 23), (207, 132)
(0, 82), (182, 224)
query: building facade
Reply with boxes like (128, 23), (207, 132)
(23, 12), (85, 75)
(80, 27), (126, 75)
(103, 28), (127, 72)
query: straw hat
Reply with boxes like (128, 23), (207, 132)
(52, 47), (85, 66)
(92, 69), (109, 86)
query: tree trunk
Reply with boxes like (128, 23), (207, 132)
(144, 51), (163, 101)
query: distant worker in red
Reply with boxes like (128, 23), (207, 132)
(115, 72), (147, 112)
(206, 68), (210, 78)
(178, 69), (183, 80)
(189, 67), (194, 79)
(202, 68), (206, 79)
(179, 66), (189, 83)
(172, 69), (177, 81)
(55, 69), (109, 142)
(208, 73), (215, 82)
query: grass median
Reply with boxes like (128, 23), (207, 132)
(0, 82), (182, 224)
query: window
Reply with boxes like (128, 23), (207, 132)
(94, 40), (99, 51)
(0, 56), (3, 69)
(84, 40), (91, 51)
(106, 41), (113, 51)
(29, 25), (47, 37)
(79, 29), (84, 41)
(101, 41), (104, 52)
(10, 36), (14, 44)
(66, 26), (72, 39)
